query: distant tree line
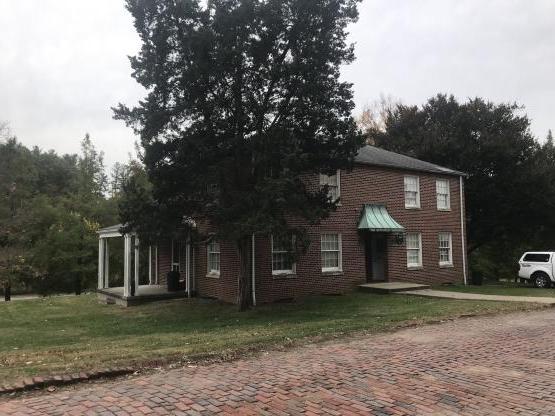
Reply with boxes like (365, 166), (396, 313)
(362, 94), (555, 281)
(0, 129), (137, 296)
(2, 91), (552, 297)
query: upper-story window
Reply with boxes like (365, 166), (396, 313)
(207, 240), (221, 275)
(320, 170), (340, 201)
(271, 235), (295, 275)
(436, 179), (451, 210)
(404, 175), (420, 208)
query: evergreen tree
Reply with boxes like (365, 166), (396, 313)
(78, 134), (108, 198)
(115, 0), (364, 309)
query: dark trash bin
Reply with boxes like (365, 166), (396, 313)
(167, 271), (181, 292)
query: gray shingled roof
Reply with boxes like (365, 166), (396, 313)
(355, 145), (466, 177)
(97, 224), (123, 234)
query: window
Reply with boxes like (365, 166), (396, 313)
(523, 253), (551, 263)
(207, 240), (221, 275)
(320, 170), (340, 201)
(271, 235), (295, 275)
(438, 233), (453, 266)
(406, 233), (422, 267)
(321, 233), (342, 272)
(404, 176), (420, 208)
(171, 240), (181, 272)
(436, 179), (451, 210)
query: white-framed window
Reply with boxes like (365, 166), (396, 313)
(271, 235), (295, 275)
(438, 232), (453, 266)
(207, 240), (221, 275)
(404, 176), (420, 208)
(436, 179), (451, 210)
(321, 233), (342, 272)
(406, 233), (422, 268)
(171, 240), (181, 272)
(320, 170), (340, 201)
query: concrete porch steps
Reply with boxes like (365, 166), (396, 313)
(358, 281), (430, 294)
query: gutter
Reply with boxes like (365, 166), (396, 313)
(353, 162), (468, 178)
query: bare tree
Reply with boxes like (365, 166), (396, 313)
(357, 94), (400, 143)
(0, 121), (11, 142)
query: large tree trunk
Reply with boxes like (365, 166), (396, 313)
(3, 281), (10, 302)
(236, 236), (252, 311)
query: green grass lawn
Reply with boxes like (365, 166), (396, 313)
(434, 282), (555, 297)
(0, 293), (542, 383)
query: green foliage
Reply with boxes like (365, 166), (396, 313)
(0, 133), (118, 294)
(115, 0), (365, 308)
(78, 133), (108, 198)
(368, 94), (555, 277)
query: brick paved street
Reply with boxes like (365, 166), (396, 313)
(2, 309), (555, 415)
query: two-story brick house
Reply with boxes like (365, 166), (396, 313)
(97, 145), (467, 305)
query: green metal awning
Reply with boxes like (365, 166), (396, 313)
(358, 204), (404, 232)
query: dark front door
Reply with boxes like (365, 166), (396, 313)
(366, 233), (388, 282)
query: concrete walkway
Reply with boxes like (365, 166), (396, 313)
(0, 293), (74, 302)
(359, 281), (429, 293)
(401, 288), (555, 304)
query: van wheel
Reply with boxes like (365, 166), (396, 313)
(533, 272), (551, 289)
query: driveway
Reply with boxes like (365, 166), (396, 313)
(2, 309), (555, 415)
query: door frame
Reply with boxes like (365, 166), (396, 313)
(365, 233), (389, 282)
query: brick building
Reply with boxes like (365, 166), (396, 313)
(97, 145), (467, 305)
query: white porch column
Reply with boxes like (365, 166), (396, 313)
(155, 245), (159, 284)
(186, 239), (191, 297)
(134, 236), (140, 292)
(148, 245), (154, 285)
(123, 234), (132, 297)
(104, 239), (110, 288)
(98, 238), (105, 289)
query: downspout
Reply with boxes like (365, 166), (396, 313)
(192, 244), (195, 294)
(186, 236), (191, 298)
(460, 176), (467, 285)
(251, 233), (256, 306)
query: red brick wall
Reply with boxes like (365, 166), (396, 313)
(195, 239), (239, 303)
(156, 239), (193, 286)
(158, 164), (468, 303)
(157, 240), (171, 285)
(323, 165), (467, 287)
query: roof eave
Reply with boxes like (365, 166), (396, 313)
(354, 161), (468, 178)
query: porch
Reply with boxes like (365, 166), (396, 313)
(97, 285), (189, 307)
(97, 224), (192, 307)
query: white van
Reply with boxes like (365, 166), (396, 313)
(518, 252), (555, 288)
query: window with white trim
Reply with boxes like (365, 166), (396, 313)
(321, 233), (342, 272)
(438, 232), (453, 266)
(320, 170), (340, 201)
(271, 235), (295, 274)
(207, 240), (220, 275)
(406, 233), (422, 268)
(404, 176), (420, 208)
(436, 179), (451, 210)
(171, 240), (181, 272)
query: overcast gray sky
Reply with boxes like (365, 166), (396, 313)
(1, 0), (554, 169)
